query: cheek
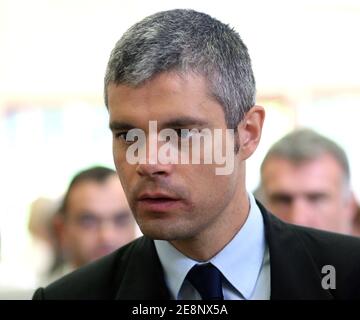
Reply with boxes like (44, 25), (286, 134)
(113, 146), (125, 170)
(78, 232), (99, 251)
(319, 194), (338, 208)
(113, 142), (130, 170)
(187, 166), (237, 203)
(118, 171), (135, 203)
(64, 225), (78, 241)
(114, 156), (135, 192)
(316, 198), (339, 220)
(63, 227), (81, 251)
(116, 228), (134, 242)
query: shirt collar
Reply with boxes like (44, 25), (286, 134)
(154, 192), (266, 300)
(154, 239), (196, 299)
(211, 192), (266, 299)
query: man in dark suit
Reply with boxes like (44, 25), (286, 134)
(33, 9), (360, 300)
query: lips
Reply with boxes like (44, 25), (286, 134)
(138, 192), (179, 201)
(137, 192), (183, 212)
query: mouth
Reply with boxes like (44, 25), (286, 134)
(137, 192), (184, 212)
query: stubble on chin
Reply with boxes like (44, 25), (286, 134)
(136, 217), (198, 241)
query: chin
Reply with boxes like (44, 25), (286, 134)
(92, 250), (114, 261)
(138, 221), (195, 241)
(139, 227), (175, 240)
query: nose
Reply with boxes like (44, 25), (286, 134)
(289, 197), (316, 227)
(136, 162), (174, 177)
(135, 133), (175, 177)
(97, 221), (118, 244)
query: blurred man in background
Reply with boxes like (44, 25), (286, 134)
(50, 166), (137, 282)
(258, 128), (357, 234)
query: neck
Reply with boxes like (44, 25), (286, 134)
(170, 189), (250, 261)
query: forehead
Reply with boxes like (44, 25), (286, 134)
(262, 154), (345, 193)
(107, 72), (226, 129)
(67, 177), (128, 215)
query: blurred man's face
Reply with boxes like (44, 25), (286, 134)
(261, 154), (354, 233)
(62, 175), (135, 267)
(107, 72), (262, 254)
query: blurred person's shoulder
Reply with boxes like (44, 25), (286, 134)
(261, 202), (360, 299)
(32, 236), (156, 300)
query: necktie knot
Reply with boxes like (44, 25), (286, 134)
(186, 263), (224, 300)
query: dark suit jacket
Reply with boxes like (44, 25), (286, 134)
(32, 202), (360, 300)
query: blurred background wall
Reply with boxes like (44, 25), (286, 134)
(1, 0), (360, 290)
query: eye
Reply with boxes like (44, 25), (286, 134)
(114, 131), (137, 145)
(76, 214), (99, 229)
(115, 132), (126, 140)
(113, 212), (131, 227)
(269, 193), (293, 206)
(174, 128), (199, 140)
(307, 193), (328, 203)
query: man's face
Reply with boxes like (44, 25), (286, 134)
(107, 72), (249, 244)
(261, 154), (354, 233)
(62, 175), (135, 267)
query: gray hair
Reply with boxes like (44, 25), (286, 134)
(104, 9), (256, 128)
(261, 128), (351, 184)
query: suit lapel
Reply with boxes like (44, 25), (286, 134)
(258, 202), (333, 300)
(115, 236), (171, 299)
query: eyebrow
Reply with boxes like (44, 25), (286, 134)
(109, 121), (135, 131)
(109, 116), (210, 131)
(269, 193), (293, 201)
(161, 116), (209, 128)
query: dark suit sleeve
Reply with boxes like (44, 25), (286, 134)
(32, 288), (45, 300)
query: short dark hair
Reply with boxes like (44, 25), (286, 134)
(104, 9), (256, 129)
(58, 166), (117, 216)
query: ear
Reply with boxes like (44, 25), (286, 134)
(53, 214), (67, 248)
(237, 106), (265, 161)
(346, 191), (357, 221)
(343, 192), (359, 235)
